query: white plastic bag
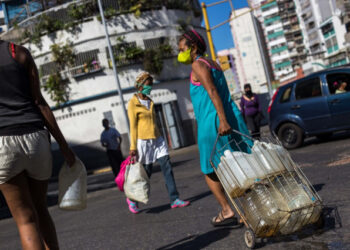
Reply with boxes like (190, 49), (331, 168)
(58, 157), (87, 210)
(124, 162), (150, 204)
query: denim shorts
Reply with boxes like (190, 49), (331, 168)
(0, 130), (52, 184)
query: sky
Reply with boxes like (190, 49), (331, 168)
(199, 0), (249, 52)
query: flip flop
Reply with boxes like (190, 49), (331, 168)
(211, 211), (239, 227)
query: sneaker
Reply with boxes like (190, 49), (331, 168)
(171, 199), (190, 209)
(126, 198), (140, 214)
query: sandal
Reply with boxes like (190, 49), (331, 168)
(211, 211), (239, 227)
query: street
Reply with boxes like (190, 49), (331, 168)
(0, 132), (350, 250)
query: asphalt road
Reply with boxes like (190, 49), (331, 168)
(0, 132), (350, 249)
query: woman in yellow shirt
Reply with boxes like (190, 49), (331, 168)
(126, 72), (189, 213)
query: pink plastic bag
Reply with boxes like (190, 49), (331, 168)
(115, 156), (131, 192)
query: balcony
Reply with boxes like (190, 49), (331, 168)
(274, 60), (292, 69)
(267, 30), (284, 40)
(261, 1), (277, 11)
(301, 0), (311, 10)
(271, 45), (288, 54)
(264, 15), (281, 25)
(70, 61), (103, 78)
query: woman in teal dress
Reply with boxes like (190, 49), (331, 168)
(178, 30), (251, 226)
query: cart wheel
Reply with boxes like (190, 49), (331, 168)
(244, 229), (256, 249)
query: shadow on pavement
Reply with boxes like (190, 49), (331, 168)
(312, 183), (325, 192)
(145, 191), (212, 214)
(156, 227), (232, 250)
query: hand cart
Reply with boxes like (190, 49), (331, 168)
(210, 130), (324, 249)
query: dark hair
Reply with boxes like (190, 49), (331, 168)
(179, 30), (207, 55)
(102, 118), (109, 127)
(244, 83), (252, 90)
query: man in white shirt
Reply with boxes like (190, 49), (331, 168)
(100, 119), (123, 177)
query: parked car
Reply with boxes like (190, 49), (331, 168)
(268, 67), (350, 149)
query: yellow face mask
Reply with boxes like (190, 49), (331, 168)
(177, 48), (192, 64)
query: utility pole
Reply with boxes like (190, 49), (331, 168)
(201, 2), (217, 61)
(201, 0), (276, 97)
(97, 0), (130, 135)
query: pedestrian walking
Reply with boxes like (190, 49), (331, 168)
(0, 40), (75, 249)
(177, 30), (251, 226)
(101, 119), (123, 177)
(126, 71), (190, 214)
(240, 83), (262, 138)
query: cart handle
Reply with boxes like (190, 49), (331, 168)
(210, 129), (254, 168)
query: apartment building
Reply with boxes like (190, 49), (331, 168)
(249, 0), (307, 84)
(229, 7), (273, 93)
(0, 5), (5, 34)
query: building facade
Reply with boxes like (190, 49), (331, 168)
(336, 0), (350, 45)
(0, 0), (202, 170)
(229, 7), (273, 93)
(294, 0), (348, 74)
(250, 0), (307, 84)
(0, 4), (5, 34)
(217, 48), (242, 98)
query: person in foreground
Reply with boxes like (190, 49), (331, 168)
(177, 30), (251, 226)
(126, 71), (190, 214)
(0, 40), (75, 249)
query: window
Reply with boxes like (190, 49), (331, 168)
(74, 49), (99, 67)
(40, 62), (60, 77)
(295, 78), (322, 100)
(326, 73), (350, 95)
(144, 37), (167, 49)
(280, 87), (292, 103)
(71, 49), (101, 77)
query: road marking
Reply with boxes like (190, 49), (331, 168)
(328, 157), (350, 167)
(93, 167), (112, 174)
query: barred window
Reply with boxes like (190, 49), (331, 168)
(106, 41), (137, 58)
(143, 37), (168, 49)
(74, 49), (100, 66)
(40, 62), (60, 77)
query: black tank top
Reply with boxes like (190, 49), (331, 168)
(0, 41), (44, 135)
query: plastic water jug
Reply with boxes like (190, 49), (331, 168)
(242, 184), (288, 237)
(222, 150), (265, 186)
(273, 174), (315, 234)
(251, 142), (286, 173)
(58, 157), (87, 210)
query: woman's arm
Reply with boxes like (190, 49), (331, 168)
(17, 45), (75, 166)
(240, 97), (245, 116)
(192, 60), (231, 135)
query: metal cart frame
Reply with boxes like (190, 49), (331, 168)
(210, 130), (324, 248)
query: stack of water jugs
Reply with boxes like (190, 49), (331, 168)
(216, 141), (321, 236)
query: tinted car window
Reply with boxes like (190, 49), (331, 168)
(295, 77), (322, 100)
(280, 87), (292, 103)
(326, 73), (350, 94)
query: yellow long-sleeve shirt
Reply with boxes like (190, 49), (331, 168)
(127, 94), (161, 150)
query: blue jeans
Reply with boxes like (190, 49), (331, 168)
(143, 155), (179, 202)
